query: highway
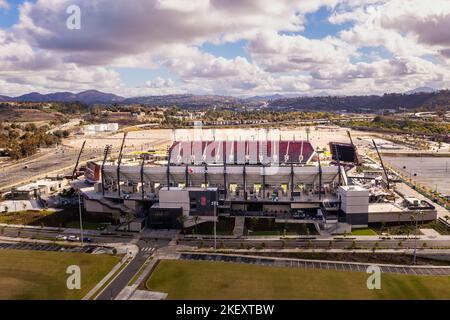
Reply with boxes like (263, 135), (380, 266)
(0, 146), (99, 192)
(0, 139), (169, 192)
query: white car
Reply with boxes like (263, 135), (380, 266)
(56, 235), (68, 241)
(67, 235), (80, 242)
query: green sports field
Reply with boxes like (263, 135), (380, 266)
(147, 260), (450, 300)
(0, 250), (119, 300)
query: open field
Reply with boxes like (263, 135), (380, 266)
(0, 250), (119, 300)
(147, 260), (450, 300)
(0, 107), (62, 123)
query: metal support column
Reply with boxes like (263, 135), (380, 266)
(318, 156), (323, 201)
(140, 155), (145, 201)
(334, 144), (342, 186)
(101, 145), (111, 196)
(71, 140), (86, 180)
(167, 148), (172, 190)
(262, 164), (266, 199)
(204, 163), (208, 188)
(243, 161), (247, 200)
(290, 160), (294, 201)
(372, 139), (390, 189)
(117, 132), (127, 198)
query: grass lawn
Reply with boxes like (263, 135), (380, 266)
(351, 228), (377, 236)
(0, 250), (119, 300)
(65, 221), (107, 231)
(0, 208), (112, 229)
(0, 210), (56, 225)
(147, 260), (450, 300)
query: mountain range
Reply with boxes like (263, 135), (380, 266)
(0, 90), (124, 104)
(0, 87), (448, 111)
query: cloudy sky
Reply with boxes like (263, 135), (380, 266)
(0, 0), (449, 97)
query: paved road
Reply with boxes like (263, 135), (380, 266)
(0, 226), (131, 244)
(96, 239), (168, 300)
(96, 251), (149, 300)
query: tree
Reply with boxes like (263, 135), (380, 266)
(177, 215), (188, 232)
(193, 216), (199, 235)
(112, 211), (121, 225)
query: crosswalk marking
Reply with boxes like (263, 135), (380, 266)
(141, 247), (155, 253)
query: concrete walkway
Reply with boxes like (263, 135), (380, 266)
(233, 216), (245, 236)
(420, 228), (441, 238)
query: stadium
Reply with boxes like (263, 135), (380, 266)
(78, 135), (437, 233)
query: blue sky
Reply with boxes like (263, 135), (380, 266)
(0, 0), (448, 97)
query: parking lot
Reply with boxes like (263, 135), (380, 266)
(180, 253), (450, 276)
(0, 242), (96, 253)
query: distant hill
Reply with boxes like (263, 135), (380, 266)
(8, 90), (124, 105)
(123, 94), (253, 109)
(1, 89), (449, 111)
(246, 94), (285, 101)
(404, 87), (437, 94)
(268, 90), (450, 112)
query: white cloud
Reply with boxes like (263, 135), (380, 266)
(0, 0), (9, 10)
(248, 32), (353, 73)
(0, 0), (450, 96)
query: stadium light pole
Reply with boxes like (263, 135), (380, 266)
(78, 192), (84, 246)
(212, 200), (218, 251)
(413, 211), (420, 265)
